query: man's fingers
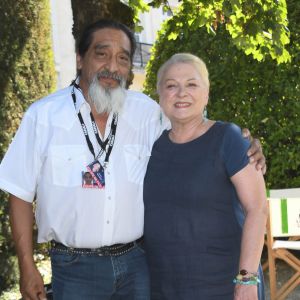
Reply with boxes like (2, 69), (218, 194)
(260, 162), (267, 175)
(22, 289), (46, 300)
(242, 128), (251, 138)
(247, 138), (261, 157)
(21, 280), (46, 300)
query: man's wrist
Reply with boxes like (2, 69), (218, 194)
(18, 255), (36, 273)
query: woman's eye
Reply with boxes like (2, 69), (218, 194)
(166, 84), (176, 89)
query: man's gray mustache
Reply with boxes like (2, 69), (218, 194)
(96, 71), (123, 83)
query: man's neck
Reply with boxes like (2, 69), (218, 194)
(90, 106), (109, 138)
(77, 79), (108, 137)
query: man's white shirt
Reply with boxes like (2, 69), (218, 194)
(0, 86), (167, 248)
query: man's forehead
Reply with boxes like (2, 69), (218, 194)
(91, 28), (131, 51)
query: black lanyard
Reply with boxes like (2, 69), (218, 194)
(71, 83), (118, 166)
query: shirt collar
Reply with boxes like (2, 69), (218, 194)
(72, 77), (91, 114)
(73, 86), (90, 113)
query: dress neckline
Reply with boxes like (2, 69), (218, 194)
(165, 121), (219, 146)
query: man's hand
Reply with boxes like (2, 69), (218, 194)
(242, 128), (266, 174)
(20, 266), (46, 300)
(9, 196), (46, 300)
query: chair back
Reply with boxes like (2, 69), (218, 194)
(266, 188), (300, 300)
(268, 196), (300, 237)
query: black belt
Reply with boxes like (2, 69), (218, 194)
(50, 237), (143, 256)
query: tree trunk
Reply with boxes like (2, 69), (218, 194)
(71, 0), (135, 42)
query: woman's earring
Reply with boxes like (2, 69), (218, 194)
(203, 106), (208, 120)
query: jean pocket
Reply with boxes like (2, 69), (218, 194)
(136, 244), (146, 254)
(50, 250), (80, 267)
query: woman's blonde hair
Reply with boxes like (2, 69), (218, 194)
(156, 53), (210, 93)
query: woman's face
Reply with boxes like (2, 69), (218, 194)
(158, 62), (209, 124)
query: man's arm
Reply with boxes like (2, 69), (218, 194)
(9, 195), (46, 300)
(242, 129), (266, 174)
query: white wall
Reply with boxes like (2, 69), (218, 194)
(131, 1), (179, 91)
(50, 0), (76, 89)
(137, 0), (179, 44)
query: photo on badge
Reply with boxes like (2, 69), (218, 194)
(86, 160), (105, 188)
(82, 171), (98, 188)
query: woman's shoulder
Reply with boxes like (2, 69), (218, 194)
(212, 121), (245, 142)
(215, 121), (242, 133)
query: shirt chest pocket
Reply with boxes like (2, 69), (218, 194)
(124, 145), (151, 185)
(50, 145), (87, 187)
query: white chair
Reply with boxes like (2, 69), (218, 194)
(266, 188), (300, 299)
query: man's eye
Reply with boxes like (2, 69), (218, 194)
(96, 51), (106, 57)
(118, 55), (130, 65)
(120, 55), (129, 61)
(187, 83), (197, 87)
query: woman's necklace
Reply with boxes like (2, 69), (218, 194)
(169, 118), (208, 143)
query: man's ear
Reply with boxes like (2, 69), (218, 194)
(76, 53), (83, 71)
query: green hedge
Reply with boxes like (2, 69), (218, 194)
(144, 0), (300, 189)
(0, 0), (56, 292)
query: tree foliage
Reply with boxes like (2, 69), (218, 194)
(128, 0), (291, 64)
(0, 0), (56, 292)
(144, 0), (300, 188)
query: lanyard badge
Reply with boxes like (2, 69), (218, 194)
(71, 83), (118, 189)
(86, 160), (105, 188)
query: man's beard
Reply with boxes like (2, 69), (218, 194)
(88, 71), (126, 115)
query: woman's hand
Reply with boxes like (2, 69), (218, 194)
(242, 128), (266, 174)
(234, 284), (258, 300)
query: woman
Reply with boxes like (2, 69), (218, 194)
(143, 53), (268, 300)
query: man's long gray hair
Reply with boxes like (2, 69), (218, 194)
(88, 70), (126, 114)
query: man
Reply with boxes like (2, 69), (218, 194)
(0, 19), (265, 300)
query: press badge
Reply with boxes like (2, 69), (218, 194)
(84, 160), (105, 189)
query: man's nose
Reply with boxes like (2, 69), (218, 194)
(106, 56), (119, 73)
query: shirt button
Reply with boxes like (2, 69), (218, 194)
(106, 220), (110, 224)
(108, 196), (111, 200)
(107, 171), (110, 175)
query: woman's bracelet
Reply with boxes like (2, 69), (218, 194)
(233, 269), (260, 285)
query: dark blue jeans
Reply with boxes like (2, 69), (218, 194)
(50, 245), (150, 300)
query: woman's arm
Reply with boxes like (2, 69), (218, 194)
(231, 163), (268, 300)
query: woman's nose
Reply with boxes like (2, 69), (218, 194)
(177, 85), (187, 97)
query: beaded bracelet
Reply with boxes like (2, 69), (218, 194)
(233, 269), (260, 285)
(233, 278), (260, 285)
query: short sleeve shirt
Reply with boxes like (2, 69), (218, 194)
(0, 86), (167, 247)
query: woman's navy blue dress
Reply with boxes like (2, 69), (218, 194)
(143, 121), (265, 300)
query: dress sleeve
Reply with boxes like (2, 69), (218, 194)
(0, 108), (41, 202)
(221, 123), (251, 177)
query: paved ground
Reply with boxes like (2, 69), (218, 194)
(262, 252), (300, 300)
